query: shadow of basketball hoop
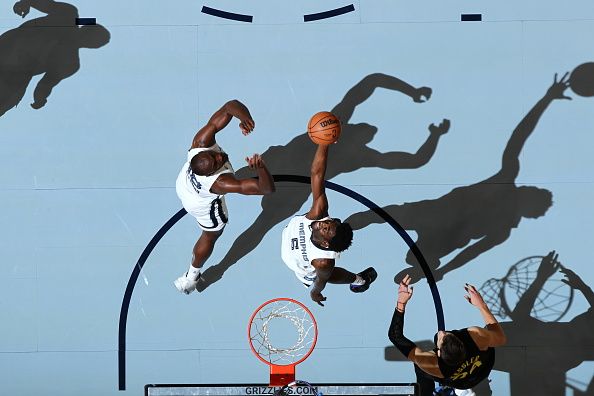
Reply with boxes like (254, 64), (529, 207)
(479, 255), (575, 322)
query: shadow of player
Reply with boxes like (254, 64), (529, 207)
(492, 252), (594, 395)
(0, 0), (110, 117)
(346, 74), (573, 284)
(197, 73), (449, 291)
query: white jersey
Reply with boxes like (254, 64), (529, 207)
(175, 144), (234, 230)
(281, 215), (340, 284)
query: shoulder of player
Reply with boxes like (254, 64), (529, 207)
(466, 326), (494, 350)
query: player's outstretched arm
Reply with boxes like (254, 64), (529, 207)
(511, 251), (559, 319)
(310, 258), (334, 306)
(435, 232), (509, 281)
(388, 275), (443, 377)
(499, 73), (570, 180)
(561, 267), (594, 308)
(211, 154), (275, 196)
(32, 70), (75, 109)
(332, 73), (432, 122)
(191, 100), (255, 149)
(464, 283), (506, 348)
(306, 144), (330, 220)
(367, 119), (450, 170)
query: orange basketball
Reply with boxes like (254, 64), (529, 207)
(307, 111), (341, 145)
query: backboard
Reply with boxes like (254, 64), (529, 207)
(145, 383), (417, 396)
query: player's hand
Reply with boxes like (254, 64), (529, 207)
(537, 250), (561, 279)
(246, 154), (266, 169)
(310, 290), (326, 307)
(428, 119), (450, 136)
(239, 117), (255, 135)
(413, 87), (432, 103)
(397, 274), (414, 306)
(464, 283), (487, 309)
(13, 1), (30, 18)
(546, 72), (571, 101)
(560, 267), (587, 291)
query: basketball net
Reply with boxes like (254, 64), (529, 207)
(248, 298), (318, 386)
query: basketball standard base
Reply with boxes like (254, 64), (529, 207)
(145, 383), (417, 396)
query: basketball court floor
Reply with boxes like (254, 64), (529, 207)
(0, 1), (593, 395)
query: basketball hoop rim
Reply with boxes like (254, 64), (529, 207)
(247, 297), (318, 368)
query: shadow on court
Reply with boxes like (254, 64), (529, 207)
(489, 253), (594, 396)
(385, 252), (594, 396)
(0, 0), (110, 117)
(345, 75), (576, 284)
(197, 73), (449, 291)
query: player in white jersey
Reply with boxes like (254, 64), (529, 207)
(281, 143), (377, 306)
(174, 100), (275, 294)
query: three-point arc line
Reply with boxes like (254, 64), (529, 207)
(304, 5), (355, 22)
(117, 174), (444, 390)
(200, 5), (356, 23)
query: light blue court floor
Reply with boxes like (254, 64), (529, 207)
(1, 1), (594, 395)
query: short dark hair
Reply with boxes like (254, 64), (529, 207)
(440, 333), (466, 367)
(328, 221), (353, 252)
(190, 151), (214, 176)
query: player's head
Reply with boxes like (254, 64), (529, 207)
(517, 186), (553, 218)
(310, 218), (353, 252)
(190, 150), (229, 176)
(78, 25), (111, 48)
(436, 331), (466, 367)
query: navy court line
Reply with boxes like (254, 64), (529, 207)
(304, 4), (355, 22)
(75, 17), (96, 25)
(461, 14), (482, 21)
(118, 175), (444, 390)
(201, 6), (253, 23)
(118, 208), (187, 390)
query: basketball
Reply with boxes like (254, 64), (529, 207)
(569, 62), (594, 97)
(307, 111), (341, 145)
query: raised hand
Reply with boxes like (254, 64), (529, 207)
(464, 283), (487, 309)
(245, 154), (266, 170)
(546, 72), (572, 101)
(413, 87), (432, 103)
(560, 267), (587, 290)
(428, 119), (450, 136)
(239, 118), (255, 135)
(397, 274), (414, 307)
(537, 250), (561, 279)
(13, 1), (30, 18)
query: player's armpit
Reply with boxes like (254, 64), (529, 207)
(306, 145), (330, 219)
(409, 349), (443, 378)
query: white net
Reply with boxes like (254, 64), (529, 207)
(249, 299), (317, 366)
